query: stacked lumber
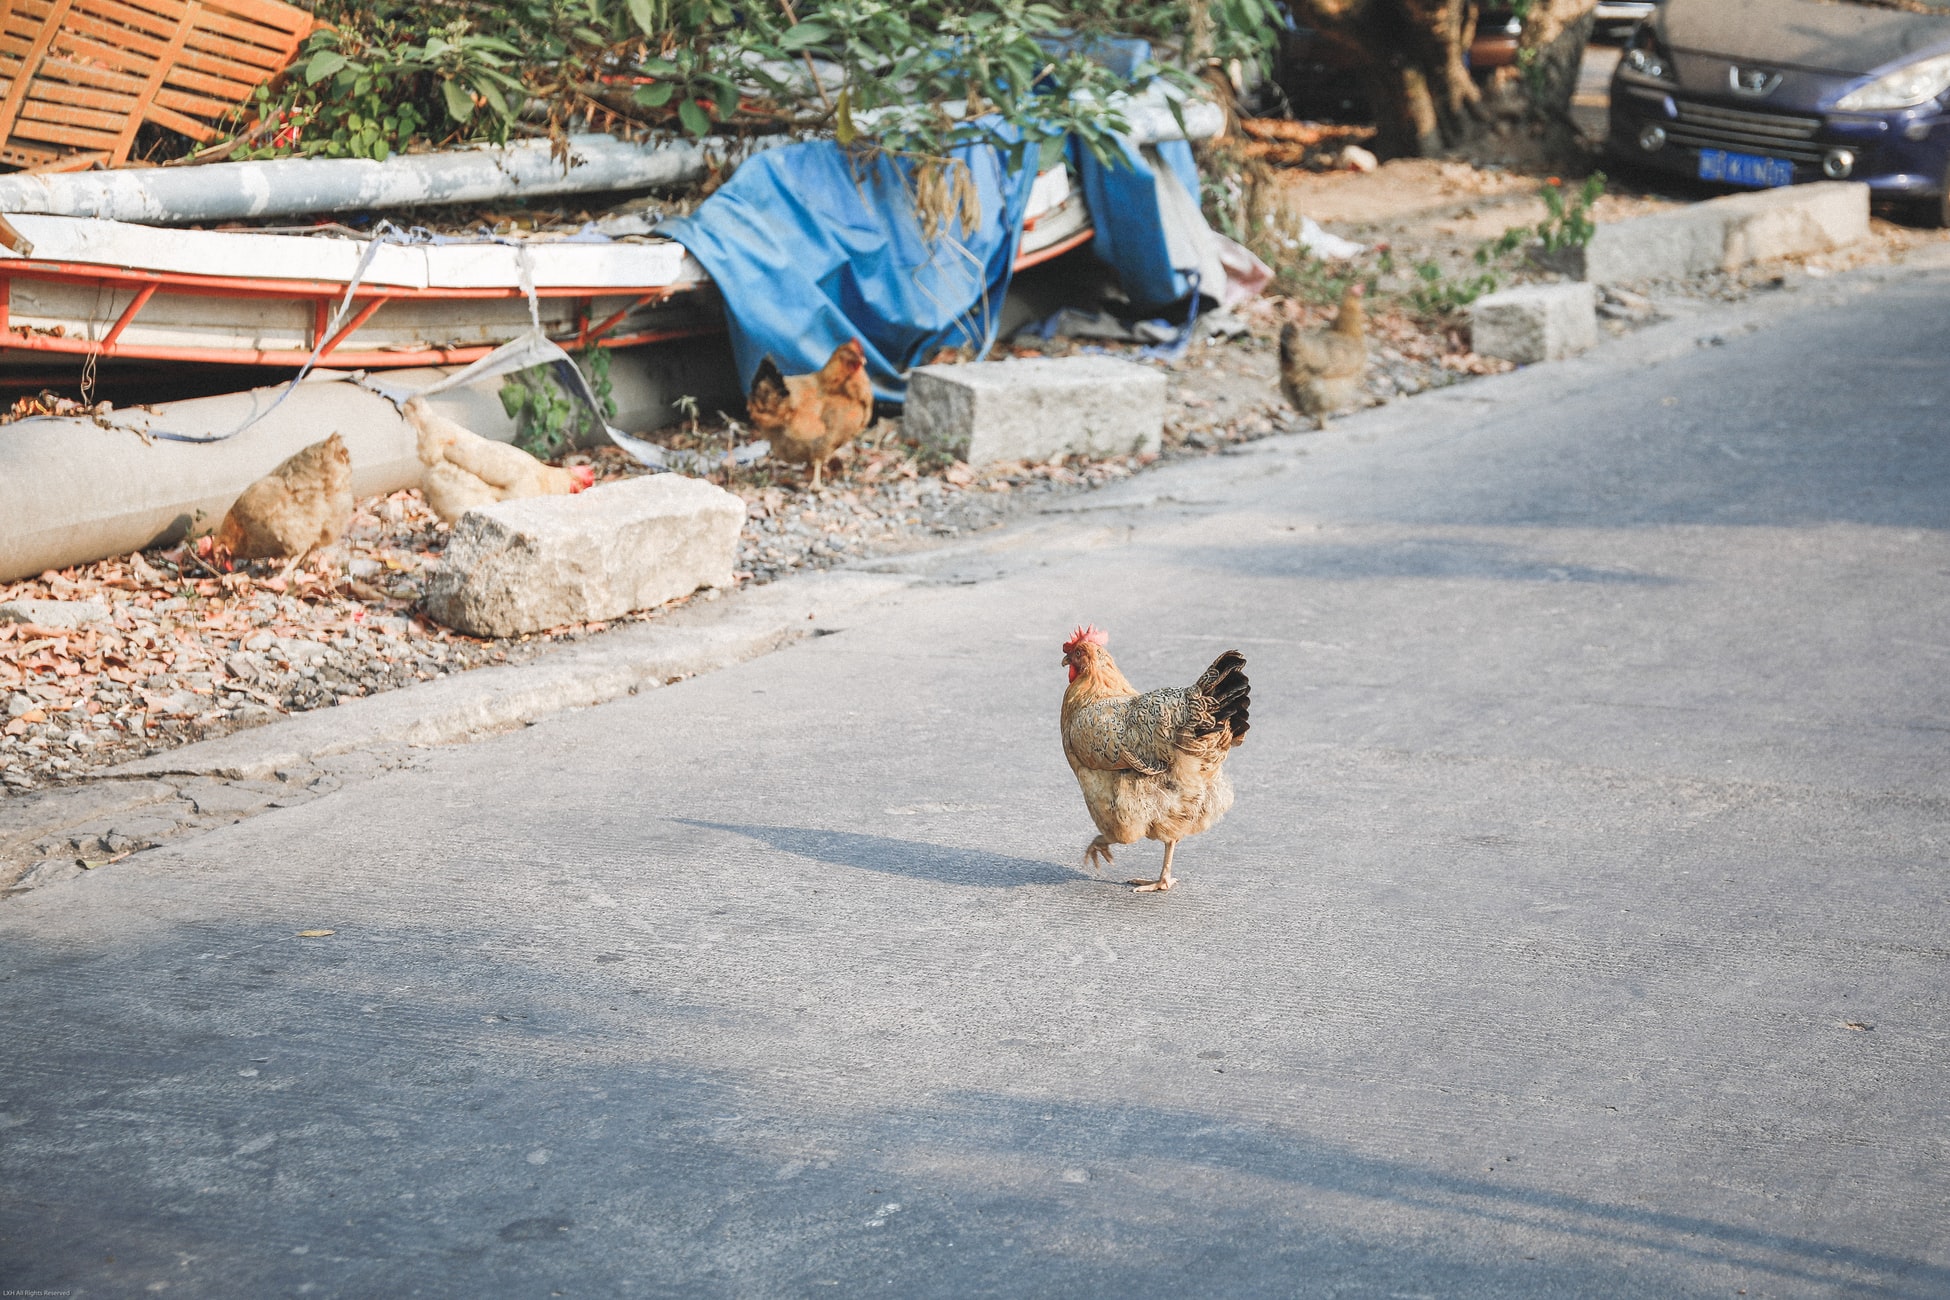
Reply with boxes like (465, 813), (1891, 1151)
(0, 0), (312, 171)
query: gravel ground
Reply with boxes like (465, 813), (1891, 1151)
(0, 301), (1524, 794)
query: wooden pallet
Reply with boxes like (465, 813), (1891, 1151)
(0, 0), (312, 171)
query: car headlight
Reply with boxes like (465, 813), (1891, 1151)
(1620, 26), (1675, 84)
(1835, 53), (1950, 111)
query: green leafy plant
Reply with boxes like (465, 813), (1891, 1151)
(229, 0), (1284, 229)
(1407, 258), (1499, 316)
(246, 17), (526, 160)
(498, 349), (616, 460)
(1535, 171), (1606, 252)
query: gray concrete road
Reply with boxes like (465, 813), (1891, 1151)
(3, 270), (1948, 1298)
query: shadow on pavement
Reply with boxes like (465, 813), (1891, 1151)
(678, 819), (1083, 888)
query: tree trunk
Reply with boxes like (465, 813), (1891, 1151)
(1518, 0), (1598, 159)
(1289, 0), (1488, 158)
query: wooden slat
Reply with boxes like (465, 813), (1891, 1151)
(10, 118), (120, 148)
(183, 27), (293, 73)
(1, 142), (65, 167)
(169, 42), (269, 86)
(21, 97), (132, 132)
(49, 32), (158, 78)
(190, 6), (299, 51)
(75, 0), (187, 42)
(150, 84), (230, 119)
(21, 78), (141, 114)
(140, 100), (217, 140)
(40, 55), (149, 94)
(158, 62), (252, 102)
(201, 0), (308, 37)
(57, 12), (172, 60)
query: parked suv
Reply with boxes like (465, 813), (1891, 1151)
(1608, 0), (1950, 224)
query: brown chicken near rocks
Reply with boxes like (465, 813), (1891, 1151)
(1060, 626), (1251, 893)
(746, 338), (874, 490)
(1279, 282), (1368, 428)
(204, 432), (352, 575)
(406, 397), (595, 525)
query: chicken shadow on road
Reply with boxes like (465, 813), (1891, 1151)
(677, 820), (1083, 888)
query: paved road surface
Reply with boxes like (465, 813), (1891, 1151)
(3, 271), (1947, 1296)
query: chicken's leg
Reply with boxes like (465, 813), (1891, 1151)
(1130, 841), (1176, 893)
(810, 458), (824, 491)
(1083, 835), (1115, 875)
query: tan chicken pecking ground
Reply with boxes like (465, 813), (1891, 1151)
(202, 432), (353, 578)
(1059, 625), (1251, 893)
(745, 338), (875, 490)
(1279, 282), (1369, 429)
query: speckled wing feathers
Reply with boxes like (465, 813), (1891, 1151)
(1064, 650), (1250, 774)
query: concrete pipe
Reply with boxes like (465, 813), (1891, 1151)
(0, 134), (752, 226)
(0, 341), (744, 583)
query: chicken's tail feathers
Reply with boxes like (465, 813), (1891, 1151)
(751, 355), (787, 401)
(1194, 649), (1251, 743)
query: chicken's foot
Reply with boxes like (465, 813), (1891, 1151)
(1129, 841), (1176, 893)
(1083, 835), (1115, 875)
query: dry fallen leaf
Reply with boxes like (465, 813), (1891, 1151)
(1842, 1021), (1875, 1031)
(296, 929), (336, 938)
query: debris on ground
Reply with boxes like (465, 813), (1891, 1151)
(1236, 119), (1380, 170)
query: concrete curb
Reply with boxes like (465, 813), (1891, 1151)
(105, 568), (910, 782)
(1573, 181), (1870, 284)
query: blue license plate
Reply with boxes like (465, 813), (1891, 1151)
(1697, 148), (1796, 188)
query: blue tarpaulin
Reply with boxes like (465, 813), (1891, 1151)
(660, 128), (1040, 404)
(661, 108), (1215, 403)
(1071, 135), (1206, 314)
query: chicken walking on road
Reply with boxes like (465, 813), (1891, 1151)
(1059, 626), (1251, 893)
(746, 339), (874, 490)
(1279, 282), (1368, 429)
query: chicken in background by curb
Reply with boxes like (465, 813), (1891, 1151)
(1059, 625), (1251, 894)
(200, 432), (352, 579)
(407, 397), (595, 525)
(1279, 283), (1368, 429)
(745, 338), (874, 491)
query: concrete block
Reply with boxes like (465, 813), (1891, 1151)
(1574, 181), (1869, 283)
(423, 474), (744, 638)
(0, 599), (108, 629)
(905, 357), (1165, 466)
(1470, 282), (1599, 365)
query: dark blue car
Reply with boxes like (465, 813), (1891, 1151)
(1608, 0), (1950, 224)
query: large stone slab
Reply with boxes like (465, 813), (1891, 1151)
(1570, 181), (1869, 284)
(1470, 282), (1598, 366)
(423, 474), (744, 638)
(905, 357), (1166, 466)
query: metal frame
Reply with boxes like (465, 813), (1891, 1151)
(0, 219), (1093, 370)
(0, 259), (717, 368)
